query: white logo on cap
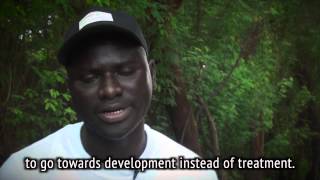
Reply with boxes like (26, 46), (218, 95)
(79, 11), (114, 30)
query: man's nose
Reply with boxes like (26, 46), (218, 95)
(98, 73), (122, 100)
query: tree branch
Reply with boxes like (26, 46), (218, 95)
(209, 20), (264, 98)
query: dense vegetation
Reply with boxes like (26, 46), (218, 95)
(0, 0), (319, 179)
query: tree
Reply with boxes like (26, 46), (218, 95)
(0, 1), (319, 179)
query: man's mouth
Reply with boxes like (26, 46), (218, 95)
(97, 107), (131, 123)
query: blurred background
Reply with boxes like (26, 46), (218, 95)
(0, 0), (319, 179)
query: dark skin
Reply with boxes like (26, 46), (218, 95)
(66, 39), (153, 159)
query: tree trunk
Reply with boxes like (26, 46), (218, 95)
(198, 96), (228, 180)
(145, 0), (203, 156)
(170, 64), (202, 155)
(246, 113), (264, 180)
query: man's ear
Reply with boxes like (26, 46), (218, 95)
(148, 59), (156, 90)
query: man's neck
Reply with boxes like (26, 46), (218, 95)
(80, 123), (147, 159)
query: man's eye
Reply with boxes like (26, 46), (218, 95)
(81, 74), (98, 83)
(118, 67), (135, 76)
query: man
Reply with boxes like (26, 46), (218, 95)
(0, 7), (218, 179)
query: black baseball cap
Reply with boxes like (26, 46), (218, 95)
(58, 7), (148, 65)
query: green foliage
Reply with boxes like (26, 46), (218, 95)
(0, 0), (76, 147)
(1, 0), (319, 179)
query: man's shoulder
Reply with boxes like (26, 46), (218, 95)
(144, 124), (199, 158)
(15, 122), (82, 157)
(0, 122), (83, 179)
(1, 122), (83, 166)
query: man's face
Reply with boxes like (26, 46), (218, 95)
(67, 40), (152, 140)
